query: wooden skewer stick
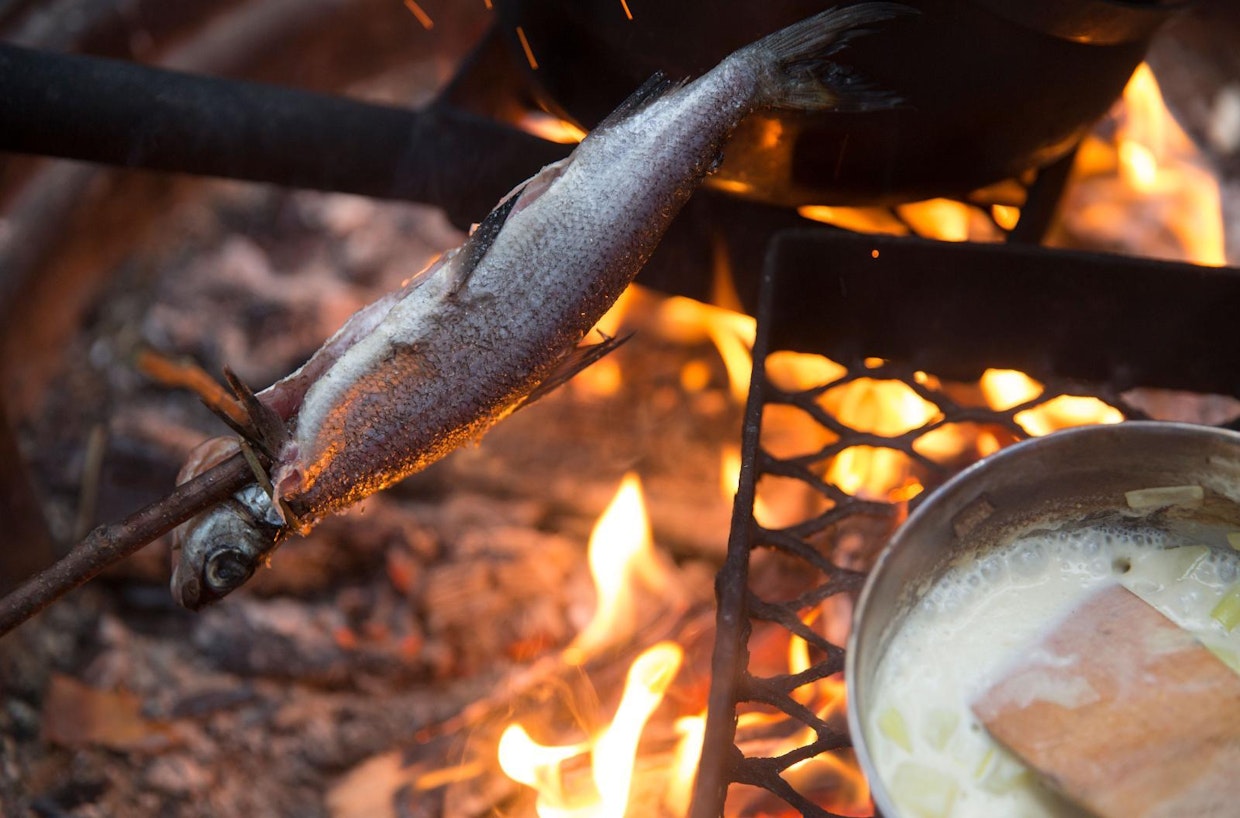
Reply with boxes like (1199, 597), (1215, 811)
(133, 347), (251, 429)
(0, 350), (279, 636)
(0, 452), (251, 637)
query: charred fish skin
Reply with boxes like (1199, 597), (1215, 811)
(170, 3), (913, 608)
(274, 2), (914, 522)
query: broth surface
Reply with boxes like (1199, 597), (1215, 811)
(867, 520), (1240, 818)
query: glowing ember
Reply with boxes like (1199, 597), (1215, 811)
(564, 473), (672, 665)
(497, 641), (685, 818)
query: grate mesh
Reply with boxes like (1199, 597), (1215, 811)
(688, 231), (1240, 817)
(700, 365), (1144, 816)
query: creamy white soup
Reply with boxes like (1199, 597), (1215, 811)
(867, 519), (1240, 818)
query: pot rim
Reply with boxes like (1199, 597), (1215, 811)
(845, 420), (1240, 817)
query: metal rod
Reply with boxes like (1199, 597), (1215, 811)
(764, 230), (1240, 398)
(1008, 146), (1078, 245)
(0, 43), (571, 225)
(688, 252), (777, 818)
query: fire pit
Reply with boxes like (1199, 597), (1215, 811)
(2, 2), (1239, 817)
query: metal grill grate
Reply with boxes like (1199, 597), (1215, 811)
(689, 230), (1240, 817)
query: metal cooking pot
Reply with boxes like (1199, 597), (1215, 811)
(845, 421), (1240, 816)
(498, 0), (1189, 206)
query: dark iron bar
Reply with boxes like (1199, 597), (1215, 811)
(0, 43), (571, 226)
(764, 231), (1240, 398)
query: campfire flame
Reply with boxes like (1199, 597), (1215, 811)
(495, 58), (1227, 818)
(980, 369), (1124, 435)
(1056, 63), (1227, 266)
(520, 112), (589, 145)
(564, 473), (673, 665)
(497, 641), (686, 818)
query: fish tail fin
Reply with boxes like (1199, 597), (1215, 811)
(749, 3), (916, 112)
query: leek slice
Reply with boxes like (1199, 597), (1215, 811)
(1210, 583), (1240, 632)
(891, 762), (959, 818)
(877, 707), (912, 752)
(1125, 485), (1204, 510)
(922, 708), (959, 751)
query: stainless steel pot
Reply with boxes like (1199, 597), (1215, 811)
(845, 421), (1240, 816)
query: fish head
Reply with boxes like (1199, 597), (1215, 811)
(171, 484), (284, 610)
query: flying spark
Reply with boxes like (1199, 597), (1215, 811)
(403, 0), (433, 29)
(515, 26), (539, 70)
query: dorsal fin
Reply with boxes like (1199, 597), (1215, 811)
(594, 72), (684, 132)
(452, 182), (525, 292)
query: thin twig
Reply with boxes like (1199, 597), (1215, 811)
(134, 348), (250, 428)
(72, 423), (109, 542)
(0, 452), (252, 637)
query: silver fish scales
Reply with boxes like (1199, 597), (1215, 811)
(170, 3), (912, 609)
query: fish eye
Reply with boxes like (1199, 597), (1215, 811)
(204, 547), (256, 593)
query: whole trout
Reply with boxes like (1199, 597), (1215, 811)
(171, 3), (911, 608)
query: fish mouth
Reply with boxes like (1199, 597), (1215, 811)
(172, 569), (205, 611)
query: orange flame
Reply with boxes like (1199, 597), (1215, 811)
(980, 369), (1123, 435)
(497, 641), (685, 818)
(564, 473), (672, 665)
(520, 112), (588, 144)
(798, 205), (910, 236)
(667, 714), (707, 815)
(821, 378), (939, 500)
(1059, 63), (1227, 266)
(653, 297), (757, 402)
(798, 199), (1005, 243)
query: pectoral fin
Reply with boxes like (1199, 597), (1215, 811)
(516, 332), (634, 411)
